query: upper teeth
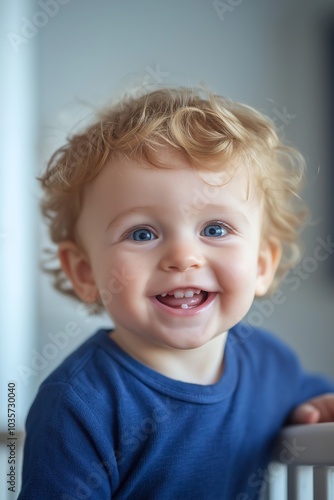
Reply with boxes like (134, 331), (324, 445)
(160, 289), (202, 298)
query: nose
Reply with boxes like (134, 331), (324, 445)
(159, 239), (205, 272)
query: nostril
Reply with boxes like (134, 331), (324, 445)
(167, 264), (200, 272)
(159, 250), (205, 272)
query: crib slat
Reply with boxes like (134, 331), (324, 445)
(266, 462), (287, 500)
(287, 465), (313, 500)
(313, 466), (334, 500)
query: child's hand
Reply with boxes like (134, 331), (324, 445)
(288, 394), (334, 424)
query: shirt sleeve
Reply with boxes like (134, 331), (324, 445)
(235, 325), (334, 423)
(295, 366), (334, 406)
(18, 382), (118, 499)
(276, 337), (334, 420)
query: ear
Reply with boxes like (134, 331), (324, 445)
(255, 238), (282, 296)
(58, 241), (99, 303)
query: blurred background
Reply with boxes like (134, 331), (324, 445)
(1, 0), (334, 495)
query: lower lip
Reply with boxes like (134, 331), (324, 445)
(150, 292), (218, 317)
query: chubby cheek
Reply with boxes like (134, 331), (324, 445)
(215, 249), (259, 296)
(216, 258), (258, 325)
(94, 252), (146, 312)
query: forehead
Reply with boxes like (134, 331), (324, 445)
(92, 147), (251, 190)
(78, 149), (261, 228)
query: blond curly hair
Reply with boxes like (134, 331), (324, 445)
(39, 87), (308, 314)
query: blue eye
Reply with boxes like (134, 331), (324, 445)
(129, 228), (156, 241)
(202, 224), (227, 238)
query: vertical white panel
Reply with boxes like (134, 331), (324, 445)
(267, 462), (287, 500)
(314, 466), (334, 500)
(0, 0), (38, 422)
(0, 0), (38, 495)
(288, 466), (313, 500)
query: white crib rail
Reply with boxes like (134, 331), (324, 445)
(264, 422), (334, 500)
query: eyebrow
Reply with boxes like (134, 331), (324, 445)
(197, 204), (251, 225)
(104, 206), (153, 232)
(105, 203), (251, 233)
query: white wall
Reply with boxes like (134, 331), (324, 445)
(0, 0), (38, 426)
(21, 0), (334, 407)
(0, 1), (39, 494)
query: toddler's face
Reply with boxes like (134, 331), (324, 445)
(71, 150), (279, 351)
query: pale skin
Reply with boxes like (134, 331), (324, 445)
(58, 148), (334, 424)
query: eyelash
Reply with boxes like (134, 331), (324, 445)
(200, 220), (234, 238)
(123, 220), (234, 241)
(123, 225), (157, 241)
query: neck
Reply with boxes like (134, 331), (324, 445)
(110, 331), (228, 385)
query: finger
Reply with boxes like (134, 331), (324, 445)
(306, 394), (334, 422)
(289, 404), (321, 424)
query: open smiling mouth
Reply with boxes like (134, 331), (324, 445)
(155, 289), (209, 310)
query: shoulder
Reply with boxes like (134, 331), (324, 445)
(29, 327), (160, 423)
(21, 331), (120, 498)
(40, 328), (119, 388)
(227, 322), (306, 385)
(228, 322), (334, 402)
(25, 329), (124, 441)
(228, 322), (298, 363)
(32, 329), (122, 415)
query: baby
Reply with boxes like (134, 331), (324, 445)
(19, 87), (334, 499)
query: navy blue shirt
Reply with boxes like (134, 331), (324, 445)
(18, 324), (334, 499)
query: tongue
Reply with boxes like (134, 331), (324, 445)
(157, 291), (207, 309)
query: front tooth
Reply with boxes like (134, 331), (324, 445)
(174, 291), (185, 298)
(194, 290), (201, 294)
(161, 293), (167, 297)
(184, 291), (194, 298)
(181, 304), (188, 309)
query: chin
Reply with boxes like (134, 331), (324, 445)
(161, 333), (216, 351)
